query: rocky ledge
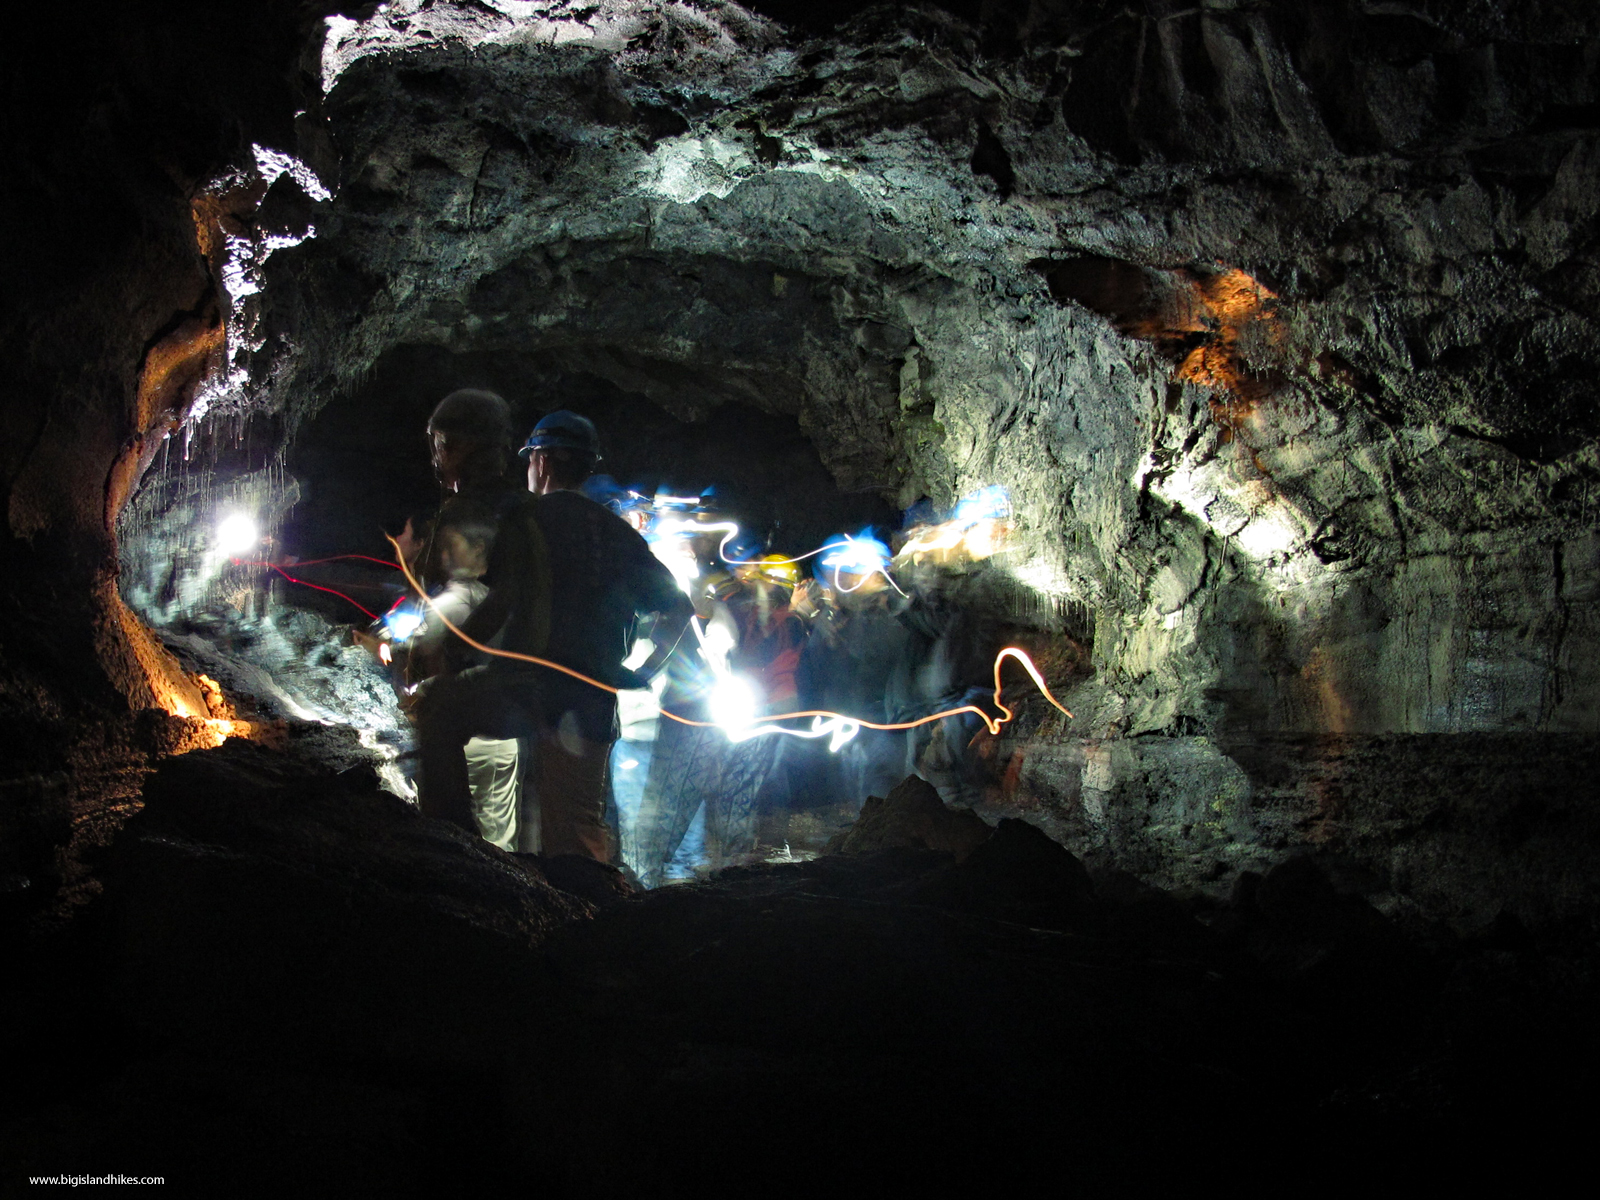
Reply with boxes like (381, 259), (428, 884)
(2, 740), (1592, 1188)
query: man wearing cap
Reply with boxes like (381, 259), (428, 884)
(518, 410), (694, 862)
(411, 389), (551, 841)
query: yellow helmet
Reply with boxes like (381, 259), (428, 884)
(755, 554), (799, 589)
(702, 568), (741, 602)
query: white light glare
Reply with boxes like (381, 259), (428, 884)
(646, 517), (742, 594)
(815, 716), (861, 752)
(739, 714), (861, 751)
(216, 513), (259, 555)
(819, 533), (890, 575)
(709, 674), (760, 739)
(385, 611), (424, 643)
(1235, 514), (1298, 560)
(701, 622), (735, 668)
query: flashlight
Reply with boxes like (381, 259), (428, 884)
(216, 513), (259, 555)
(383, 607), (424, 643)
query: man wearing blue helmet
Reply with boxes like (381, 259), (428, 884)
(519, 410), (694, 863)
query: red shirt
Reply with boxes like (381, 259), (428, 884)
(729, 596), (803, 714)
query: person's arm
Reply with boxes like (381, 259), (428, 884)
(621, 528), (695, 684)
(632, 592), (694, 683)
(459, 498), (550, 657)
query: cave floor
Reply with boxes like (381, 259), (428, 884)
(1, 737), (1593, 1193)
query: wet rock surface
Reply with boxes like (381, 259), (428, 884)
(4, 743), (1594, 1188)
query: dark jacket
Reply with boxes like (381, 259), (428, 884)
(423, 478), (552, 672)
(530, 488), (682, 740)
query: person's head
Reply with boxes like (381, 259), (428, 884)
(834, 568), (890, 610)
(735, 555), (796, 625)
(818, 533), (892, 605)
(749, 554), (799, 597)
(427, 390), (513, 489)
(393, 509), (435, 569)
(519, 410), (600, 495)
(436, 518), (494, 581)
(724, 529), (762, 580)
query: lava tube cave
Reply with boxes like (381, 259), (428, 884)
(3, 0), (1599, 1190)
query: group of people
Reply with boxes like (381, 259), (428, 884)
(391, 389), (690, 867)
(384, 388), (1000, 885)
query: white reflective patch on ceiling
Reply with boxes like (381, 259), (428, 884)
(1008, 557), (1074, 599)
(187, 149), (329, 424)
(1234, 512), (1301, 561)
(1143, 452), (1321, 587)
(635, 134), (857, 207)
(250, 143), (333, 202)
(322, 0), (659, 93)
(637, 135), (759, 205)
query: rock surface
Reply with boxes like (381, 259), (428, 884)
(109, 0), (1600, 918)
(824, 773), (994, 858)
(6, 748), (1594, 1186)
(108, 740), (593, 1069)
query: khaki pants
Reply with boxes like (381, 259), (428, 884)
(464, 736), (519, 851)
(418, 668), (611, 862)
(522, 717), (611, 861)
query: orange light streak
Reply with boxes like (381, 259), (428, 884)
(385, 536), (1071, 736)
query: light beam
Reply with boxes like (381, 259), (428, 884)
(385, 535), (1073, 744)
(216, 513), (260, 555)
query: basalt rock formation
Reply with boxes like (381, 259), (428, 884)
(122, 0), (1600, 923)
(3, 0), (1600, 1183)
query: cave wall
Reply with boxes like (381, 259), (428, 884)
(213, 0), (1600, 918)
(6, 0), (1600, 923)
(0, 0), (336, 909)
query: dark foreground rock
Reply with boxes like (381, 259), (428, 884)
(2, 742), (1596, 1192)
(825, 774), (994, 860)
(107, 741), (594, 1071)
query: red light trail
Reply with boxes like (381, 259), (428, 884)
(231, 558), (387, 621)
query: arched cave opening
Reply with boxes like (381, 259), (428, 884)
(4, 0), (1600, 1186)
(279, 345), (902, 572)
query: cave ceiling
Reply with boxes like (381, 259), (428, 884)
(236, 1), (1599, 562)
